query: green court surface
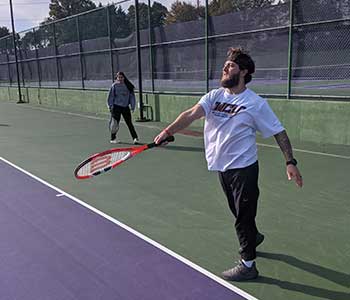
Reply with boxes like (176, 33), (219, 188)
(0, 101), (349, 300)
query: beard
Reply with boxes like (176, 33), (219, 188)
(220, 72), (240, 88)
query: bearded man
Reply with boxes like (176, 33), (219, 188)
(154, 47), (303, 281)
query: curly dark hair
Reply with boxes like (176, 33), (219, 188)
(226, 47), (255, 84)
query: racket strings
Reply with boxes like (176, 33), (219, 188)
(111, 151), (131, 161)
(77, 151), (131, 176)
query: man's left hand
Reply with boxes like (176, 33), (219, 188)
(287, 165), (303, 188)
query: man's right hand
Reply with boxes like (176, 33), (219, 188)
(154, 130), (169, 145)
(153, 104), (204, 144)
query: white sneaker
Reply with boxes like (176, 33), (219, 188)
(133, 138), (139, 144)
(110, 139), (120, 144)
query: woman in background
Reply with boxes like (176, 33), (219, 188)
(107, 71), (139, 144)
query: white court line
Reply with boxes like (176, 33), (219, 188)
(20, 105), (162, 131)
(21, 105), (350, 160)
(0, 156), (259, 300)
(257, 143), (350, 160)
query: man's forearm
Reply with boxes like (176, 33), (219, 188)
(165, 105), (204, 134)
(274, 130), (294, 161)
(166, 110), (195, 134)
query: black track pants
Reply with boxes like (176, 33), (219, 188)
(110, 105), (138, 140)
(218, 161), (260, 261)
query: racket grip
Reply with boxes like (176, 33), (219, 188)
(148, 135), (175, 148)
(164, 135), (175, 143)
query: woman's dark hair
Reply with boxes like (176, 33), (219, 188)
(115, 71), (135, 93)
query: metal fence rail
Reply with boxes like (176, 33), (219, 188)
(0, 0), (349, 104)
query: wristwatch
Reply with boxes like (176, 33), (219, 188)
(286, 158), (297, 166)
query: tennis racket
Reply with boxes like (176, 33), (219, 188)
(74, 136), (175, 179)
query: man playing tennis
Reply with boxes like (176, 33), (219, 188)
(154, 47), (303, 281)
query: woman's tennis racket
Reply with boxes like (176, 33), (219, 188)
(74, 136), (175, 179)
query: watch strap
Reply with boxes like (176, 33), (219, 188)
(286, 158), (297, 166)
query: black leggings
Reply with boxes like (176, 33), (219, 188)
(110, 105), (138, 140)
(218, 161), (260, 261)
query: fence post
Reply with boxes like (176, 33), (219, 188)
(9, 0), (24, 103)
(148, 0), (154, 93)
(33, 28), (41, 88)
(52, 23), (60, 88)
(205, 0), (209, 93)
(287, 0), (294, 99)
(106, 6), (114, 82)
(76, 16), (85, 89)
(5, 38), (12, 86)
(135, 0), (146, 121)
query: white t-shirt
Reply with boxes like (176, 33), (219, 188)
(198, 88), (284, 171)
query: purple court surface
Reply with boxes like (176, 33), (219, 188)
(0, 158), (258, 300)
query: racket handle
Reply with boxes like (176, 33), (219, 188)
(147, 135), (175, 148)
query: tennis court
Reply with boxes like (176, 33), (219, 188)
(0, 101), (349, 300)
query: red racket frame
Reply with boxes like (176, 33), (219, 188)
(74, 136), (174, 179)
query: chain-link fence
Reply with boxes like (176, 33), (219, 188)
(0, 0), (349, 100)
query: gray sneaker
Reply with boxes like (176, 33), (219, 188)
(239, 232), (265, 254)
(222, 261), (258, 281)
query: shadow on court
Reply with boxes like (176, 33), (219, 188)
(164, 145), (204, 152)
(255, 251), (350, 300)
(257, 251), (350, 288)
(110, 142), (204, 152)
(256, 276), (349, 300)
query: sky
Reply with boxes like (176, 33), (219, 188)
(0, 0), (189, 33)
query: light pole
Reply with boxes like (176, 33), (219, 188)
(9, 0), (24, 103)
